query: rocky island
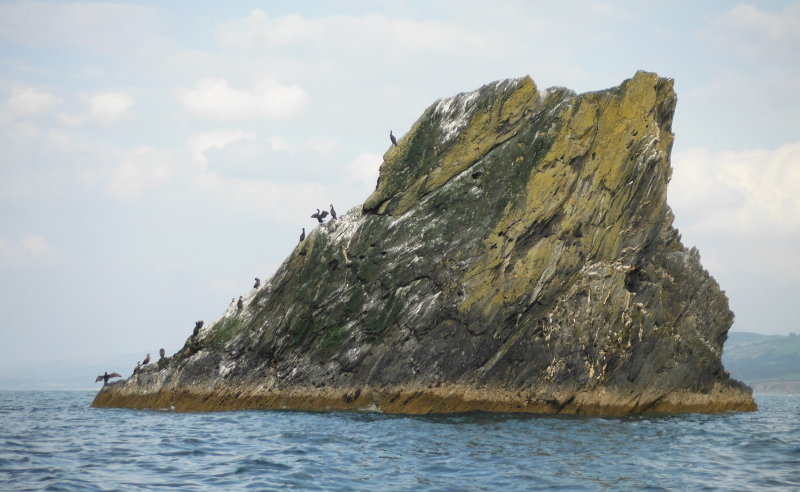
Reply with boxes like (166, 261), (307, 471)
(93, 71), (756, 415)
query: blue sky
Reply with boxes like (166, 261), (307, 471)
(1, 0), (799, 373)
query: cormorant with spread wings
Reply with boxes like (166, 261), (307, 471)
(95, 372), (121, 386)
(311, 209), (329, 223)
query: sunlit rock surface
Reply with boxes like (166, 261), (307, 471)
(94, 71), (756, 415)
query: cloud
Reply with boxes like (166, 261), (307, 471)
(0, 235), (66, 266)
(86, 92), (135, 124)
(4, 87), (61, 119)
(262, 135), (340, 155)
(305, 137), (339, 157)
(215, 10), (505, 59)
(700, 3), (800, 61)
(1, 87), (134, 127)
(0, 0), (164, 54)
(176, 78), (309, 121)
(669, 140), (800, 235)
(740, 238), (800, 283)
(105, 146), (181, 200)
(187, 129), (257, 164)
(344, 152), (382, 189)
(193, 172), (327, 221)
(266, 135), (293, 152)
(58, 91), (135, 126)
(186, 131), (337, 172)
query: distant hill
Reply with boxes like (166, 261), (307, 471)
(723, 332), (800, 394)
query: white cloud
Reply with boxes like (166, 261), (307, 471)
(0, 0), (164, 54)
(187, 129), (257, 164)
(215, 10), (504, 58)
(2, 87), (133, 127)
(87, 91), (134, 124)
(701, 3), (800, 61)
(344, 152), (382, 189)
(0, 235), (66, 266)
(105, 146), (181, 200)
(4, 87), (61, 119)
(266, 135), (293, 152)
(176, 78), (309, 121)
(59, 91), (135, 126)
(305, 137), (339, 157)
(740, 239), (800, 283)
(193, 172), (327, 221)
(669, 140), (800, 234)
(260, 135), (339, 155)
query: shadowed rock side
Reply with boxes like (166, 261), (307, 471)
(94, 71), (756, 415)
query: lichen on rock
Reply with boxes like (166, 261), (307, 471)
(93, 71), (756, 415)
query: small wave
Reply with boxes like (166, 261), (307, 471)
(1, 391), (799, 491)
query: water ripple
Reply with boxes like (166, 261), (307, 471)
(1, 392), (799, 490)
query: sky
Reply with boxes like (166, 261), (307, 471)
(1, 0), (799, 378)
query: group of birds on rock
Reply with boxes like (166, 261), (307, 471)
(301, 204), (337, 242)
(299, 129), (398, 243)
(97, 132), (399, 388)
(96, 348), (166, 386)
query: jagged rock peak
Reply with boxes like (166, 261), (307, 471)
(93, 71), (755, 416)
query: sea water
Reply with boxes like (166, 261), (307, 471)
(0, 391), (798, 491)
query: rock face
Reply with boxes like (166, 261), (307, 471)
(93, 71), (756, 415)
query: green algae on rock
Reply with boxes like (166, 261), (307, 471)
(93, 71), (756, 415)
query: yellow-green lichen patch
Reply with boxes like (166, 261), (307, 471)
(365, 77), (541, 216)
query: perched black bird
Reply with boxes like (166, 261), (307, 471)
(132, 362), (141, 377)
(159, 348), (166, 360)
(330, 204), (337, 220)
(237, 296), (243, 311)
(142, 354), (151, 366)
(95, 372), (122, 386)
(299, 228), (305, 242)
(193, 320), (204, 337)
(311, 209), (329, 223)
(254, 277), (261, 289)
(390, 130), (398, 146)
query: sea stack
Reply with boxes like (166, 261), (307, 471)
(93, 71), (756, 415)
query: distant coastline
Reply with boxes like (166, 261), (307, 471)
(750, 381), (800, 394)
(724, 331), (800, 394)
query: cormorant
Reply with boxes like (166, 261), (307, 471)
(237, 296), (243, 311)
(311, 209), (329, 223)
(142, 354), (151, 366)
(330, 204), (337, 220)
(95, 372), (121, 386)
(390, 130), (398, 146)
(299, 228), (305, 242)
(254, 277), (261, 289)
(159, 348), (166, 360)
(193, 320), (204, 337)
(132, 362), (141, 377)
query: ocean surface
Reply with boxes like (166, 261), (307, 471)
(0, 391), (798, 491)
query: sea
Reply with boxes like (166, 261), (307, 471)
(0, 391), (798, 491)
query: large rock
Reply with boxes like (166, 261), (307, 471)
(93, 71), (756, 415)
